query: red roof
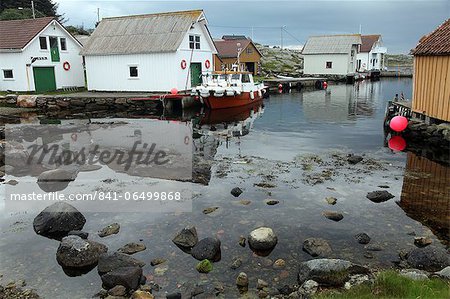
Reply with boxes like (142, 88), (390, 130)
(0, 17), (54, 50)
(412, 19), (450, 56)
(214, 38), (261, 58)
(360, 35), (381, 52)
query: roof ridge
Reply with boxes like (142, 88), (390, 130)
(103, 9), (203, 20)
(309, 34), (361, 38)
(0, 16), (54, 23)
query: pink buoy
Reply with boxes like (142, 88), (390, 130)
(323, 81), (328, 89)
(170, 88), (178, 95)
(388, 136), (407, 151)
(389, 115), (408, 132)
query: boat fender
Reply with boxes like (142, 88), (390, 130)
(258, 90), (262, 98)
(250, 91), (255, 100)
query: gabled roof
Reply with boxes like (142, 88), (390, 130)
(0, 17), (54, 50)
(360, 35), (381, 52)
(302, 34), (361, 54)
(214, 37), (262, 58)
(80, 10), (208, 55)
(412, 19), (450, 56)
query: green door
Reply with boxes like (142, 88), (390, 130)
(33, 67), (56, 92)
(190, 63), (202, 87)
(49, 37), (60, 62)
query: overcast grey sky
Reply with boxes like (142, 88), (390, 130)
(57, 0), (450, 53)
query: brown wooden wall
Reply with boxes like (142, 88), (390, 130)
(412, 55), (450, 122)
(214, 43), (262, 74)
(399, 152), (450, 243)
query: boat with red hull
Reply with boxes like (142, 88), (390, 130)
(192, 71), (267, 109)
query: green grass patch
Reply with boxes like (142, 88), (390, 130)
(314, 271), (450, 299)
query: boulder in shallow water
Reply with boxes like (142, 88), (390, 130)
(297, 258), (369, 287)
(248, 227), (278, 251)
(56, 235), (107, 269)
(101, 266), (142, 291)
(98, 223), (120, 237)
(33, 202), (86, 240)
(98, 252), (145, 274)
(172, 226), (198, 251)
(406, 246), (449, 272)
(37, 169), (77, 192)
(191, 237), (221, 262)
(366, 190), (394, 203)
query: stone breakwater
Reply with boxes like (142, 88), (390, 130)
(0, 94), (160, 112)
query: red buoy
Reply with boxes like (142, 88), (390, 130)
(390, 116), (408, 132)
(322, 81), (328, 89)
(170, 88), (178, 95)
(278, 83), (283, 89)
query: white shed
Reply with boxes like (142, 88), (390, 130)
(302, 34), (362, 76)
(356, 35), (387, 72)
(0, 17), (85, 92)
(81, 10), (217, 92)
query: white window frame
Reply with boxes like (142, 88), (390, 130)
(2, 69), (14, 81)
(189, 35), (201, 50)
(39, 36), (48, 51)
(60, 37), (67, 52)
(128, 65), (139, 80)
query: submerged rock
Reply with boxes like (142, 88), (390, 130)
(273, 258), (286, 269)
(236, 272), (249, 288)
(118, 243), (146, 255)
(56, 235), (107, 269)
(150, 258), (166, 266)
(364, 243), (384, 251)
(238, 236), (246, 247)
(196, 259), (213, 273)
(33, 202), (86, 240)
(354, 233), (371, 245)
(101, 266), (142, 291)
(108, 285), (127, 296)
(322, 211), (344, 222)
(98, 252), (145, 274)
(303, 238), (332, 257)
(248, 227), (278, 251)
(366, 190), (395, 203)
(191, 237), (221, 262)
(347, 155), (363, 165)
(230, 257), (243, 270)
(98, 223), (120, 237)
(297, 258), (369, 286)
(265, 199), (280, 206)
(407, 246), (449, 272)
(202, 207), (219, 215)
(172, 226), (198, 250)
(231, 187), (243, 197)
(131, 290), (154, 299)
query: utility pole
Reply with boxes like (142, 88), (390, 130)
(97, 8), (100, 23)
(281, 26), (283, 50)
(251, 26), (254, 41)
(359, 24), (362, 34)
(31, 1), (35, 19)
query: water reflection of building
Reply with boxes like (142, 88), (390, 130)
(398, 152), (450, 244)
(302, 82), (378, 122)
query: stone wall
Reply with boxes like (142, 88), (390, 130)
(0, 95), (161, 112)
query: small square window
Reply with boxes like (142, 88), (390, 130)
(60, 38), (67, 51)
(129, 66), (138, 78)
(326, 61), (332, 69)
(39, 37), (47, 50)
(3, 69), (13, 79)
(189, 35), (200, 49)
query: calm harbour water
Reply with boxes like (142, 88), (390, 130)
(0, 78), (448, 298)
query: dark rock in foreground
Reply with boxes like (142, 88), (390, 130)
(56, 235), (108, 269)
(407, 246), (449, 272)
(231, 187), (243, 197)
(298, 258), (369, 287)
(33, 202), (86, 240)
(366, 190), (395, 203)
(191, 237), (221, 262)
(172, 226), (198, 251)
(101, 266), (142, 291)
(303, 238), (332, 257)
(98, 252), (145, 274)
